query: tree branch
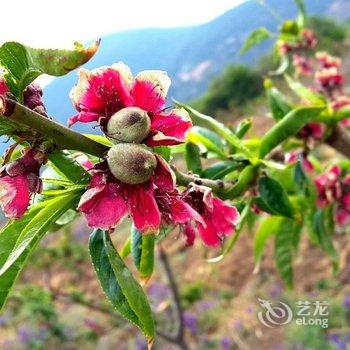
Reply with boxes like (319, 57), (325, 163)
(326, 124), (350, 159)
(0, 96), (108, 157)
(158, 247), (189, 350)
(172, 165), (227, 192)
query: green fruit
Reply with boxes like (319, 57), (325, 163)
(107, 144), (157, 184)
(107, 107), (151, 143)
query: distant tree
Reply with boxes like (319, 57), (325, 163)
(193, 65), (263, 115)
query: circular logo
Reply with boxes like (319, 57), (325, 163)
(257, 298), (293, 328)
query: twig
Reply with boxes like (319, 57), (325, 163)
(158, 246), (189, 350)
(326, 124), (350, 159)
(0, 96), (108, 157)
(172, 165), (227, 192)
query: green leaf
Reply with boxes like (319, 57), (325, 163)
(259, 106), (324, 158)
(265, 85), (292, 121)
(254, 216), (282, 263)
(274, 218), (296, 288)
(285, 75), (326, 106)
(258, 176), (294, 218)
(293, 158), (309, 195)
(253, 197), (279, 215)
(0, 194), (79, 310)
(48, 150), (90, 184)
(84, 133), (113, 146)
(0, 40), (99, 99)
(89, 229), (154, 342)
(185, 142), (202, 174)
(270, 55), (289, 76)
(235, 119), (252, 139)
(201, 161), (243, 180)
(224, 165), (257, 199)
(175, 101), (251, 157)
(153, 146), (171, 162)
(241, 27), (272, 53)
(130, 226), (155, 280)
(312, 209), (338, 270)
(223, 201), (251, 256)
(294, 0), (306, 28)
(187, 126), (225, 157)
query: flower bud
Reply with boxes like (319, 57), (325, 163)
(107, 107), (151, 143)
(107, 143), (157, 184)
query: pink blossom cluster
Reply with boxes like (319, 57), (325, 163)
(0, 65), (240, 247)
(315, 166), (350, 226)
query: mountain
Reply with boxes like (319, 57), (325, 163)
(43, 0), (347, 130)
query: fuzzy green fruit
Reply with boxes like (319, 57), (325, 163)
(107, 107), (151, 143)
(107, 143), (157, 184)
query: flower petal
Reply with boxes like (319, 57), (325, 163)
(183, 222), (196, 246)
(0, 175), (30, 218)
(68, 112), (101, 127)
(131, 70), (170, 114)
(170, 199), (203, 224)
(146, 108), (192, 146)
(70, 65), (133, 120)
(127, 182), (161, 234)
(152, 155), (176, 190)
(198, 198), (240, 247)
(0, 77), (9, 95)
(78, 183), (128, 229)
(73, 153), (94, 171)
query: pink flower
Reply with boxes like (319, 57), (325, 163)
(298, 122), (324, 140)
(23, 84), (46, 113)
(315, 52), (342, 69)
(0, 77), (9, 95)
(0, 148), (46, 218)
(292, 54), (312, 76)
(314, 166), (342, 207)
(331, 95), (350, 111)
(78, 156), (201, 233)
(277, 40), (293, 56)
(300, 29), (317, 50)
(181, 184), (240, 247)
(285, 151), (313, 173)
(335, 193), (350, 226)
(315, 68), (344, 91)
(69, 64), (192, 146)
(0, 78), (46, 114)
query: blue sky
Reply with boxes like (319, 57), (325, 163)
(0, 0), (245, 48)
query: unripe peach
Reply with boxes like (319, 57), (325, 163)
(107, 143), (157, 184)
(107, 107), (151, 143)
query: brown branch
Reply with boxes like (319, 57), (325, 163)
(326, 124), (350, 159)
(172, 165), (227, 192)
(158, 247), (189, 350)
(0, 96), (108, 157)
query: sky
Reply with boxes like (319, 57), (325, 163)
(0, 0), (245, 48)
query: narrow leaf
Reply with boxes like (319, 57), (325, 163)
(274, 218), (296, 288)
(241, 27), (272, 53)
(285, 75), (326, 105)
(258, 176), (294, 218)
(259, 106), (324, 158)
(0, 194), (79, 310)
(131, 226), (155, 281)
(90, 230), (155, 341)
(185, 142), (202, 174)
(254, 216), (282, 263)
(48, 150), (90, 184)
